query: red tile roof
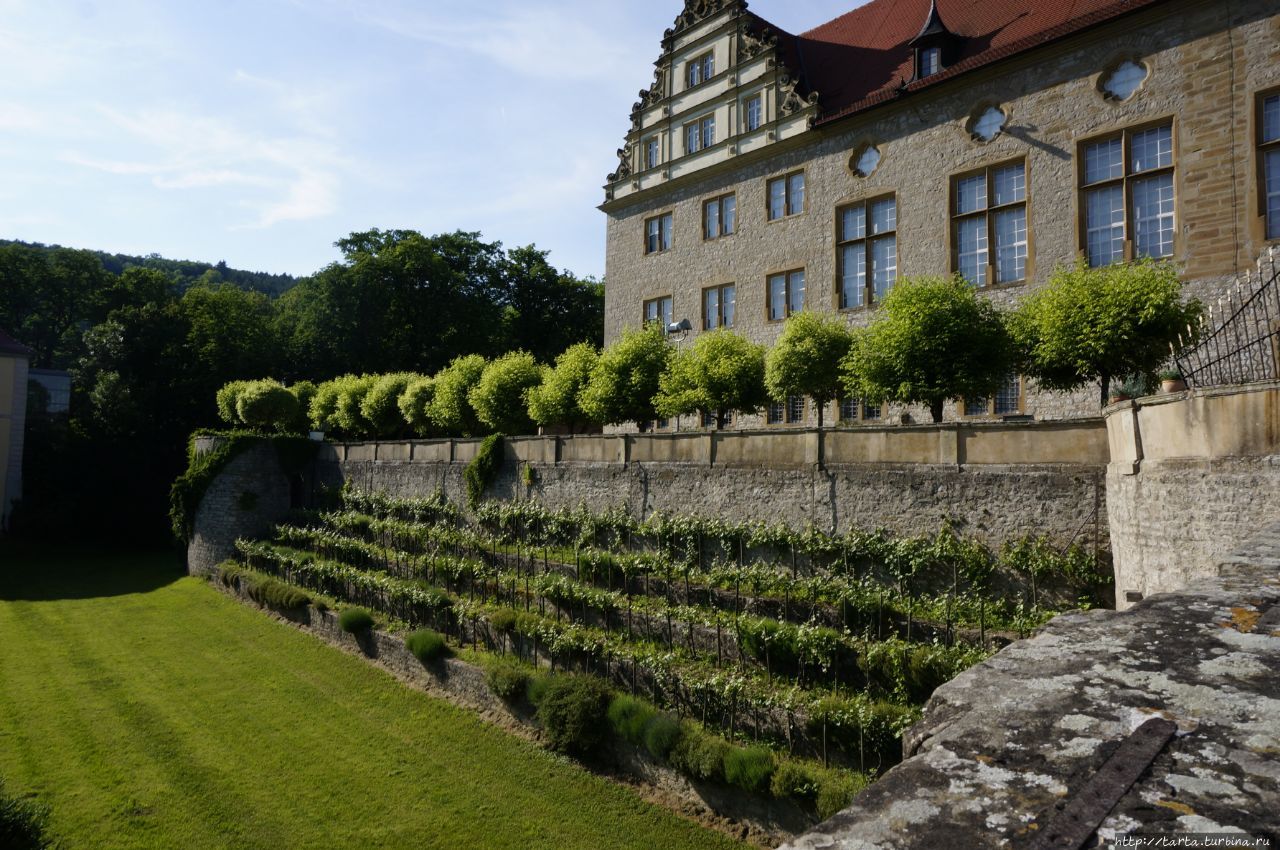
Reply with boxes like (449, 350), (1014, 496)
(773, 0), (1169, 126)
(0, 328), (33, 357)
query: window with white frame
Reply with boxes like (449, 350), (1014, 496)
(837, 196), (897, 309)
(919, 47), (941, 78)
(768, 171), (805, 220)
(1261, 92), (1280, 241)
(1081, 122), (1175, 267)
(644, 137), (660, 170)
(703, 283), (735, 330)
(644, 213), (672, 255)
(643, 296), (673, 329)
(703, 193), (736, 240)
(1102, 60), (1148, 102)
(952, 162), (1029, 286)
(745, 94), (763, 132)
(687, 51), (714, 89)
(767, 270), (805, 321)
(685, 114), (716, 154)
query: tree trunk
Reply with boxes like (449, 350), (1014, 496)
(716, 408), (726, 430)
(816, 399), (824, 431)
(1100, 373), (1111, 407)
(930, 398), (945, 423)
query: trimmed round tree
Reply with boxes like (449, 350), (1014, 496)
(469, 351), (543, 435)
(216, 380), (253, 426)
(527, 342), (599, 432)
(578, 324), (673, 429)
(308, 377), (347, 432)
(765, 312), (854, 429)
(333, 374), (379, 437)
(1008, 259), (1200, 406)
(843, 276), (1013, 423)
(428, 354), (488, 437)
(235, 379), (301, 433)
(361, 372), (421, 439)
(398, 376), (437, 437)
(655, 329), (768, 429)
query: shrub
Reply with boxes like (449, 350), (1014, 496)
(362, 373), (421, 439)
(0, 780), (52, 850)
(216, 380), (254, 425)
(815, 770), (868, 820)
(669, 725), (731, 783)
(654, 329), (768, 429)
(484, 657), (531, 702)
(578, 324), (673, 428)
(535, 675), (611, 756)
(642, 713), (682, 761)
(405, 630), (449, 664)
(607, 694), (657, 745)
(527, 342), (599, 431)
(488, 608), (518, 633)
(723, 746), (775, 794)
(525, 672), (553, 706)
(398, 377), (437, 437)
(843, 276), (1013, 423)
(1009, 258), (1200, 407)
(469, 351), (543, 435)
(338, 607), (375, 633)
(247, 576), (310, 610)
(236, 380), (302, 433)
(464, 434), (503, 507)
(771, 760), (821, 801)
(429, 354), (488, 437)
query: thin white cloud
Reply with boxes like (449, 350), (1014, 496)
(63, 106), (346, 228)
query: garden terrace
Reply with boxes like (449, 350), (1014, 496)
(226, 489), (1108, 778)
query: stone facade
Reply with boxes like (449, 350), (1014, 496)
(781, 524), (1280, 848)
(1105, 381), (1280, 608)
(602, 0), (1280, 429)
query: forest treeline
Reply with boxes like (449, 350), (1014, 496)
(0, 230), (603, 542)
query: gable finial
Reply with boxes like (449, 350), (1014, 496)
(909, 0), (952, 44)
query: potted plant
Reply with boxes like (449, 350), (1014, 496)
(1159, 368), (1187, 393)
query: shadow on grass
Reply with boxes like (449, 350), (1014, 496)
(0, 544), (185, 602)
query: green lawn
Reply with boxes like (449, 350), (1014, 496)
(0, 549), (744, 850)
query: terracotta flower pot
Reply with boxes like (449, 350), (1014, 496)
(1161, 379), (1187, 393)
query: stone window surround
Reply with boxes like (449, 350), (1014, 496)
(767, 168), (807, 222)
(764, 397), (807, 426)
(765, 267), (806, 323)
(1075, 115), (1179, 267)
(685, 50), (715, 91)
(702, 192), (737, 241)
(838, 396), (883, 424)
(683, 112), (717, 155)
(834, 193), (897, 312)
(958, 375), (1026, 419)
(1257, 87), (1280, 243)
(948, 156), (1034, 287)
(701, 281), (736, 330)
(642, 295), (673, 329)
(643, 210), (673, 256)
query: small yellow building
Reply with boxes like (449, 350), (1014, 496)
(0, 329), (32, 533)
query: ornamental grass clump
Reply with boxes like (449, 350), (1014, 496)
(723, 745), (775, 794)
(535, 675), (611, 757)
(0, 779), (52, 850)
(606, 694), (657, 745)
(338, 607), (375, 634)
(404, 630), (449, 664)
(246, 576), (310, 611)
(483, 657), (531, 702)
(669, 724), (731, 783)
(642, 713), (682, 761)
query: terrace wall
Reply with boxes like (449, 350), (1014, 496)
(317, 420), (1108, 554)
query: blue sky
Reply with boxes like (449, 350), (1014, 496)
(0, 0), (860, 279)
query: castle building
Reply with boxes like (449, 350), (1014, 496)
(600, 0), (1280, 429)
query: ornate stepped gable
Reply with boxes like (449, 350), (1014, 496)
(606, 0), (820, 186)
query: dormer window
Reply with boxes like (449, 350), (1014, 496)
(687, 51), (714, 89)
(920, 47), (942, 78)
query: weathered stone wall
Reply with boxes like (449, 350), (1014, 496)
(603, 0), (1280, 427)
(1106, 382), (1280, 607)
(187, 438), (295, 576)
(320, 444), (1107, 550)
(781, 525), (1280, 849)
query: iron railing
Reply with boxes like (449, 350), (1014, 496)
(1175, 246), (1280, 389)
